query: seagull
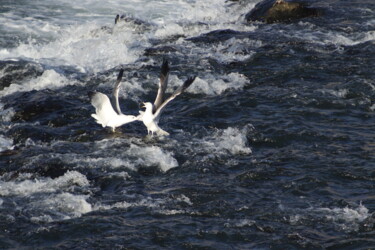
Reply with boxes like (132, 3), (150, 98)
(88, 69), (138, 132)
(139, 60), (196, 136)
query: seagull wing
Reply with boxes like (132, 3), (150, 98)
(153, 60), (170, 113)
(153, 76), (196, 120)
(89, 91), (118, 127)
(112, 69), (124, 115)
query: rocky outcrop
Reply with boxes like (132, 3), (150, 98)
(245, 0), (319, 23)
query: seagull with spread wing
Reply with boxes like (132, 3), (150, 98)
(139, 60), (196, 136)
(88, 69), (138, 132)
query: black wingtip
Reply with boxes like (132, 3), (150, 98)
(117, 69), (124, 82)
(182, 76), (196, 90)
(160, 59), (170, 77)
(88, 91), (96, 100)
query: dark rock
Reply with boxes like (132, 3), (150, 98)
(114, 14), (152, 33)
(187, 29), (248, 43)
(245, 0), (319, 23)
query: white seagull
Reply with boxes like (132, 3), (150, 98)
(140, 60), (196, 136)
(88, 69), (138, 132)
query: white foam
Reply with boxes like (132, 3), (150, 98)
(30, 193), (92, 222)
(0, 103), (15, 122)
(291, 24), (375, 47)
(211, 37), (261, 64)
(0, 135), (14, 152)
(0, 171), (92, 222)
(0, 22), (145, 74)
(319, 88), (349, 98)
(287, 203), (371, 232)
(1, 0), (258, 75)
(94, 193), (193, 216)
(127, 144), (178, 172)
(0, 170), (89, 196)
(224, 219), (256, 228)
(69, 156), (137, 171)
(203, 126), (252, 156)
(175, 194), (193, 206)
(0, 69), (81, 97)
(316, 204), (369, 224)
(52, 140), (178, 172)
(95, 196), (165, 211)
(186, 72), (249, 95)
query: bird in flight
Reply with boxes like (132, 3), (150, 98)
(139, 60), (196, 136)
(88, 69), (138, 132)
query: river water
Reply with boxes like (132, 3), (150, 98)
(0, 0), (374, 248)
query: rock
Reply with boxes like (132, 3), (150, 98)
(245, 0), (319, 23)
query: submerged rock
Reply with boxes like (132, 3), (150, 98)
(245, 0), (319, 23)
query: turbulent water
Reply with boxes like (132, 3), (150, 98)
(0, 0), (374, 248)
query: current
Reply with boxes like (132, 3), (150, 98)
(0, 0), (374, 248)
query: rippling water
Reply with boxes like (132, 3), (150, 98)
(0, 0), (374, 248)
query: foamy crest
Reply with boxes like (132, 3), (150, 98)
(203, 126), (252, 155)
(95, 197), (165, 211)
(211, 37), (261, 64)
(186, 72), (249, 95)
(0, 170), (89, 196)
(0, 0), (257, 74)
(55, 140), (178, 172)
(287, 203), (371, 232)
(224, 219), (256, 228)
(69, 155), (137, 171)
(30, 193), (92, 222)
(0, 171), (92, 222)
(0, 135), (14, 152)
(0, 69), (81, 97)
(94, 193), (193, 216)
(0, 22), (145, 73)
(319, 88), (349, 98)
(127, 144), (178, 172)
(291, 24), (375, 47)
(315, 203), (370, 231)
(0, 103), (15, 123)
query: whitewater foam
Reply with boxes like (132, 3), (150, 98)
(315, 203), (370, 231)
(30, 193), (92, 222)
(0, 0), (257, 75)
(0, 135), (13, 152)
(286, 202), (371, 232)
(0, 103), (15, 122)
(0, 170), (89, 196)
(203, 126), (252, 156)
(0, 69), (81, 97)
(186, 72), (249, 95)
(127, 144), (179, 172)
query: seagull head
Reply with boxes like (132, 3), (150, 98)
(141, 102), (153, 111)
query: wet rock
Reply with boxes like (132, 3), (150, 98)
(114, 14), (152, 33)
(187, 29), (248, 43)
(245, 0), (319, 23)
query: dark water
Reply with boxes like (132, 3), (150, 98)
(0, 0), (374, 249)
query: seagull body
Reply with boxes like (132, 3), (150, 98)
(140, 60), (196, 136)
(89, 69), (138, 132)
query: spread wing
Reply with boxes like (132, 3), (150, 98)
(112, 69), (124, 115)
(153, 59), (170, 113)
(153, 76), (196, 120)
(88, 91), (118, 126)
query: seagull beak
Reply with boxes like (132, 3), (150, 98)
(141, 102), (145, 108)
